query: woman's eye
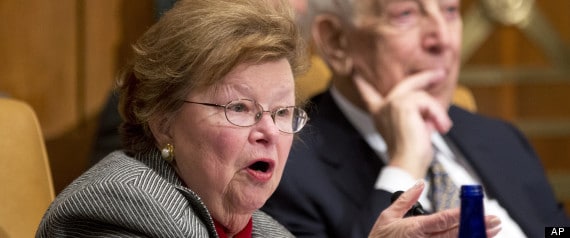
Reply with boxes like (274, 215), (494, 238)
(275, 108), (291, 118)
(399, 10), (413, 18)
(227, 103), (249, 113)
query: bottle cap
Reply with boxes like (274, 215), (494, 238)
(460, 185), (483, 198)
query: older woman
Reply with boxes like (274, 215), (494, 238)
(36, 0), (500, 237)
(38, 0), (304, 236)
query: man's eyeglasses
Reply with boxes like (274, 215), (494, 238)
(184, 99), (309, 134)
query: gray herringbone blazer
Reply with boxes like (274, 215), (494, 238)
(36, 150), (294, 238)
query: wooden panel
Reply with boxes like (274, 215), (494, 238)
(0, 0), (78, 139)
(84, 0), (123, 118)
(467, 84), (517, 121)
(0, 0), (155, 193)
(0, 0), (81, 193)
(516, 83), (570, 119)
(532, 138), (570, 171)
(49, 0), (154, 193)
(84, 0), (155, 117)
(536, 1), (570, 43)
(460, 0), (570, 214)
(466, 25), (550, 67)
(469, 82), (570, 119)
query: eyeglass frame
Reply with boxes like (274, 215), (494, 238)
(183, 98), (309, 134)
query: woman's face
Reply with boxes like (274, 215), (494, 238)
(167, 58), (295, 222)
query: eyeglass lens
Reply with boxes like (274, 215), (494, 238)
(224, 99), (307, 133)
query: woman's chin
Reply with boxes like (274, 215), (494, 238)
(224, 176), (279, 212)
(232, 190), (273, 211)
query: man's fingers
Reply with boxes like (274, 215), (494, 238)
(390, 69), (445, 98)
(385, 181), (425, 219)
(353, 70), (452, 135)
(352, 69), (445, 114)
(484, 215), (502, 237)
(415, 93), (453, 133)
(353, 73), (384, 113)
(418, 208), (461, 233)
(418, 212), (502, 238)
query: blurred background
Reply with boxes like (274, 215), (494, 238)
(1, 0), (569, 213)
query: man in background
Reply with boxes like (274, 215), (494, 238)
(262, 0), (569, 237)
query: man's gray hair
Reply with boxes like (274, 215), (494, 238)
(307, 0), (355, 23)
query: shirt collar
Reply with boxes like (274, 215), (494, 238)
(214, 218), (253, 238)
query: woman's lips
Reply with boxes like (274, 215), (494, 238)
(246, 159), (275, 182)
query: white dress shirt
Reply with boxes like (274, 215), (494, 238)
(330, 86), (526, 238)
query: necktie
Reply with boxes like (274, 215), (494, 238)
(428, 155), (460, 212)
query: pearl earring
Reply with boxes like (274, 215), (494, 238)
(161, 143), (174, 162)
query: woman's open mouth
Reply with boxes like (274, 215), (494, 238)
(246, 159), (274, 182)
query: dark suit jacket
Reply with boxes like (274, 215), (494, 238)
(262, 90), (569, 238)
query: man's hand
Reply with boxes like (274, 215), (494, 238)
(368, 181), (502, 238)
(353, 71), (452, 179)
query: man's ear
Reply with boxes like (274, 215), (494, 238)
(312, 14), (353, 76)
(149, 116), (173, 147)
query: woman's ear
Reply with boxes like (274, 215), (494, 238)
(312, 14), (353, 76)
(148, 116), (173, 147)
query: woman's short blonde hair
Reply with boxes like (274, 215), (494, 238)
(118, 0), (307, 154)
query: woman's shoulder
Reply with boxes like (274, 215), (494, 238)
(69, 151), (154, 188)
(252, 210), (295, 238)
(37, 151), (208, 237)
(58, 150), (184, 202)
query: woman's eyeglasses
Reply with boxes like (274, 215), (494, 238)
(184, 99), (308, 134)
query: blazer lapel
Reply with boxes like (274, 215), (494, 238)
(446, 106), (537, 231)
(447, 106), (505, 199)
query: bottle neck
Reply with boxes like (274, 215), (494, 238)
(458, 185), (487, 238)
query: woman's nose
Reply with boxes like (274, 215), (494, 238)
(254, 111), (281, 136)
